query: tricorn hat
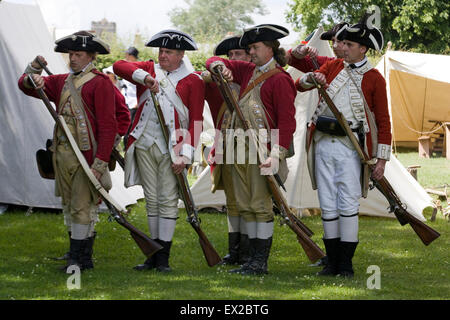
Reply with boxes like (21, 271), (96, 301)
(145, 29), (198, 51)
(320, 22), (349, 41)
(239, 24), (289, 47)
(214, 35), (246, 56)
(336, 14), (384, 51)
(54, 31), (110, 54)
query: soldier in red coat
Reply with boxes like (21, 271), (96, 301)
(298, 17), (391, 278)
(18, 31), (118, 272)
(200, 35), (252, 266)
(113, 30), (205, 272)
(287, 22), (348, 73)
(207, 24), (297, 275)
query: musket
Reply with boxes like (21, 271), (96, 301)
(36, 58), (126, 170)
(212, 66), (326, 263)
(149, 91), (222, 267)
(308, 59), (440, 245)
(27, 74), (163, 258)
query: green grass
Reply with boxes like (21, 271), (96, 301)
(0, 203), (448, 300)
(0, 149), (448, 300)
(394, 147), (450, 190)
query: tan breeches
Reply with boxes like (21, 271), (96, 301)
(230, 162), (273, 222)
(221, 164), (239, 217)
(54, 143), (99, 226)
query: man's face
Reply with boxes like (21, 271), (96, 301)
(342, 40), (367, 63)
(158, 48), (184, 72)
(331, 36), (345, 58)
(106, 72), (117, 85)
(227, 49), (251, 62)
(68, 50), (93, 73)
(248, 42), (273, 66)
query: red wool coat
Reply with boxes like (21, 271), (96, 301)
(286, 48), (334, 73)
(18, 70), (118, 165)
(113, 60), (205, 152)
(298, 58), (392, 157)
(205, 57), (297, 151)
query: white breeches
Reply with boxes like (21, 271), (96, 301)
(315, 136), (361, 242)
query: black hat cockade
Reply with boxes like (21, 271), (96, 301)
(239, 24), (289, 47)
(54, 31), (110, 54)
(214, 35), (246, 56)
(320, 22), (349, 41)
(145, 29), (198, 51)
(336, 14), (384, 51)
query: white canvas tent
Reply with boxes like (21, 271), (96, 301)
(189, 27), (434, 222)
(0, 1), (143, 210)
(375, 50), (450, 146)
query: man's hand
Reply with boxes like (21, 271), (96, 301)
(308, 72), (327, 88)
(292, 45), (318, 60)
(371, 159), (387, 181)
(172, 155), (189, 175)
(216, 65), (233, 82)
(29, 74), (45, 90)
(259, 157), (274, 175)
(32, 55), (47, 70)
(144, 75), (159, 93)
(91, 168), (102, 181)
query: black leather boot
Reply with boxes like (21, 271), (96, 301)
(238, 234), (251, 265)
(338, 241), (358, 278)
(220, 232), (240, 265)
(155, 240), (172, 272)
(229, 238), (257, 274)
(239, 238), (272, 275)
(80, 232), (96, 270)
(317, 238), (340, 276)
(61, 238), (84, 272)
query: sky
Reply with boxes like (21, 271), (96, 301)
(4, 0), (301, 46)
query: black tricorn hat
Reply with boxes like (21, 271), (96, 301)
(54, 31), (110, 54)
(239, 24), (289, 47)
(145, 29), (197, 51)
(320, 22), (349, 41)
(214, 35), (245, 56)
(336, 14), (384, 51)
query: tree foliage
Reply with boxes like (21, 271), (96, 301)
(169, 0), (267, 43)
(286, 0), (450, 54)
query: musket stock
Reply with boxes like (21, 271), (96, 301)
(309, 69), (440, 245)
(212, 66), (325, 262)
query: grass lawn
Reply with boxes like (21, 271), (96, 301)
(0, 150), (448, 301)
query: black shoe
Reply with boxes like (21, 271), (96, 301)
(239, 238), (271, 276)
(238, 234), (251, 265)
(61, 238), (84, 273)
(220, 232), (241, 265)
(317, 238), (340, 276)
(133, 256), (156, 271)
(80, 232), (96, 270)
(155, 240), (172, 273)
(337, 241), (358, 278)
(309, 256), (328, 267)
